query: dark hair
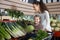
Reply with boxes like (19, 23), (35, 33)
(34, 15), (41, 23)
(33, 0), (48, 13)
(34, 15), (41, 19)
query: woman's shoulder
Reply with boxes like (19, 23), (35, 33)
(44, 10), (49, 13)
(44, 10), (49, 15)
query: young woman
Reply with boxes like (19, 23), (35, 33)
(33, 0), (52, 32)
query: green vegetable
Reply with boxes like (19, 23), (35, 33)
(11, 22), (26, 36)
(2, 22), (26, 38)
(0, 35), (5, 40)
(16, 20), (28, 28)
(12, 22), (26, 34)
(0, 28), (5, 40)
(0, 23), (11, 39)
(5, 9), (24, 19)
(25, 25), (34, 33)
(35, 30), (48, 40)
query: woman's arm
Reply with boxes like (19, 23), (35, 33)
(45, 11), (52, 32)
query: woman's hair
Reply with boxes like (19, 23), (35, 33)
(33, 0), (48, 13)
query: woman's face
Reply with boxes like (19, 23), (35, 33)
(34, 17), (40, 24)
(33, 4), (40, 12)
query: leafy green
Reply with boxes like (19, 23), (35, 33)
(0, 22), (11, 39)
(0, 35), (5, 40)
(5, 9), (24, 18)
(35, 30), (48, 40)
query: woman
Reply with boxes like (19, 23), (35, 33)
(33, 0), (52, 32)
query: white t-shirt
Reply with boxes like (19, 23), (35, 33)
(35, 10), (52, 32)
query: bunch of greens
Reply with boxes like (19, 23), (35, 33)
(0, 22), (11, 40)
(5, 9), (24, 19)
(16, 20), (34, 28)
(34, 30), (48, 40)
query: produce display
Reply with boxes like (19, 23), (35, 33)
(0, 9), (35, 40)
(5, 9), (24, 18)
(34, 30), (48, 40)
(50, 17), (60, 31)
(0, 9), (49, 40)
(0, 22), (11, 40)
(0, 20), (35, 40)
(16, 20), (34, 33)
